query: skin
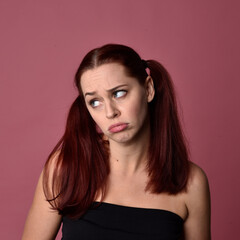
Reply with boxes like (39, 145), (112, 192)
(22, 63), (211, 239)
(81, 63), (154, 171)
(22, 155), (62, 240)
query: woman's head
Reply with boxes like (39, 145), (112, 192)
(80, 62), (155, 144)
(75, 44), (155, 144)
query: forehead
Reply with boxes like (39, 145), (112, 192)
(80, 63), (135, 93)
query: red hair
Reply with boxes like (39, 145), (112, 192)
(43, 44), (190, 218)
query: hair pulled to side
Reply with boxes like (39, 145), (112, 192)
(146, 60), (190, 193)
(43, 44), (190, 219)
(43, 95), (109, 217)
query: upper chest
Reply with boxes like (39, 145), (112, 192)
(95, 172), (188, 221)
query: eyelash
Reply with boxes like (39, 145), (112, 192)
(89, 90), (127, 108)
(113, 90), (127, 98)
(89, 99), (99, 108)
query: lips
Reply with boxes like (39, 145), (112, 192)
(108, 123), (128, 133)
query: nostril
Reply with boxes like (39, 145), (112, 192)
(105, 102), (120, 119)
(106, 111), (118, 119)
(106, 107), (120, 119)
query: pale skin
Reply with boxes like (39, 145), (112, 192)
(22, 63), (211, 239)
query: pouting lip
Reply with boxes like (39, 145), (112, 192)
(108, 123), (128, 131)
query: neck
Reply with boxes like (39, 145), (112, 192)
(108, 121), (150, 176)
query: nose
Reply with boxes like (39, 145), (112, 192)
(105, 100), (120, 119)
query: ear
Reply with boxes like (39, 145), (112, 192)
(145, 76), (155, 102)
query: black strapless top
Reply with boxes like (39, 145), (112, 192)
(61, 202), (183, 240)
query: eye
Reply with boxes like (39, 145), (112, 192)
(113, 90), (127, 98)
(89, 99), (100, 108)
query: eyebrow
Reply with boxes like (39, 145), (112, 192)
(84, 84), (128, 97)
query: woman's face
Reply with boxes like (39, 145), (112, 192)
(80, 63), (154, 144)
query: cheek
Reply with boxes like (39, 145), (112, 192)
(89, 113), (109, 133)
(86, 108), (103, 127)
(126, 95), (148, 120)
(89, 112), (103, 126)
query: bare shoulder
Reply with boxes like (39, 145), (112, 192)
(187, 162), (210, 194)
(22, 151), (62, 240)
(183, 162), (211, 240)
(185, 161), (211, 214)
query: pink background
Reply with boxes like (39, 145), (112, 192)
(1, 0), (239, 239)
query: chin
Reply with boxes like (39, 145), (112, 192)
(108, 131), (138, 144)
(106, 131), (129, 142)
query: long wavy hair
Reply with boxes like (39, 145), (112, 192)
(43, 44), (190, 218)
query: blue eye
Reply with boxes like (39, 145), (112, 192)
(114, 90), (127, 98)
(90, 99), (100, 108)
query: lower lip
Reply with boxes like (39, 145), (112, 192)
(109, 123), (128, 133)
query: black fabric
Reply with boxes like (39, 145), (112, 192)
(61, 202), (183, 240)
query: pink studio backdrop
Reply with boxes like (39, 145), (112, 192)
(0, 0), (239, 239)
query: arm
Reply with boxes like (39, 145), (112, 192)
(183, 163), (211, 240)
(22, 160), (62, 240)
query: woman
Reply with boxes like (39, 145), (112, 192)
(22, 44), (211, 239)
